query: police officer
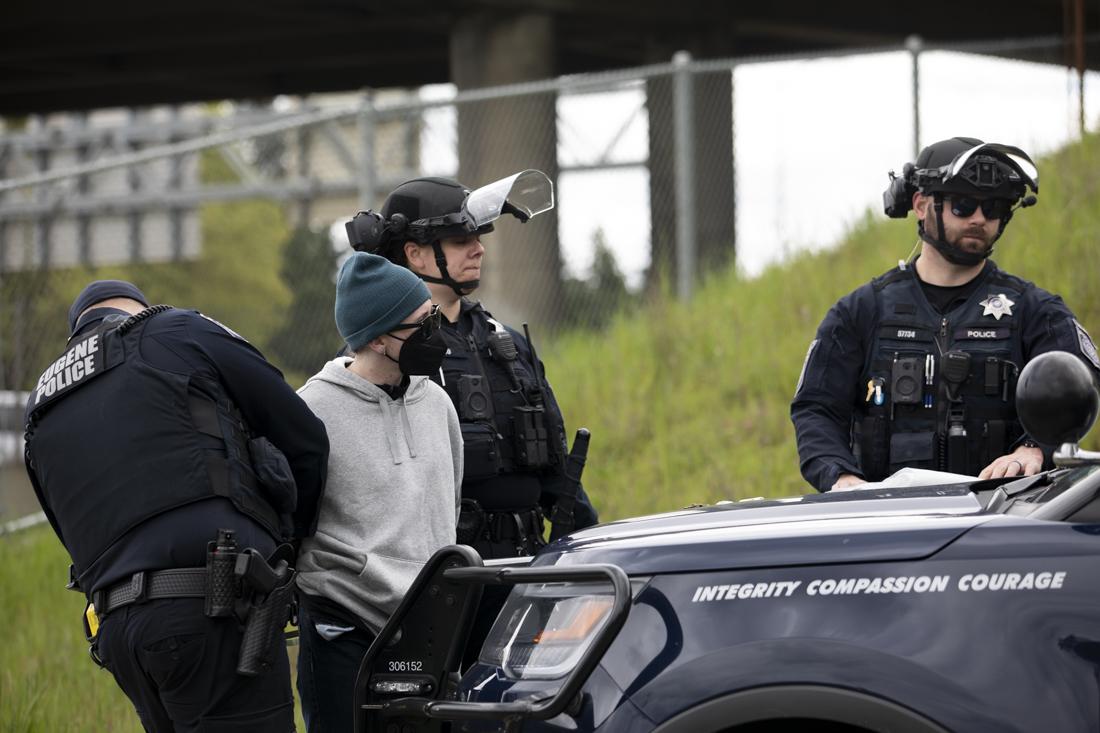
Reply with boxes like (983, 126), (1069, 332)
(23, 280), (329, 732)
(791, 137), (1100, 492)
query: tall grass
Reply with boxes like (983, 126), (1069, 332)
(0, 528), (142, 732)
(4, 133), (1099, 730)
(545, 132), (1100, 518)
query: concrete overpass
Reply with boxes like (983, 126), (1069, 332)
(3, 1), (1097, 116)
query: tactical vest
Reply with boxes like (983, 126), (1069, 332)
(434, 303), (562, 504)
(24, 307), (288, 575)
(854, 266), (1028, 480)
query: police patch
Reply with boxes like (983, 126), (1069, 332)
(31, 330), (105, 406)
(1074, 319), (1100, 369)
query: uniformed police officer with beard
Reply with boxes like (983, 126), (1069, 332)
(345, 171), (599, 664)
(791, 137), (1100, 493)
(24, 280), (329, 732)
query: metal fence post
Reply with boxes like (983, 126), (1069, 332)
(672, 50), (696, 301)
(357, 90), (376, 209)
(907, 35), (923, 160)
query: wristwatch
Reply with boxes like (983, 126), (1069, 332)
(1020, 439), (1040, 449)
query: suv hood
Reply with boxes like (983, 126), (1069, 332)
(544, 485), (992, 574)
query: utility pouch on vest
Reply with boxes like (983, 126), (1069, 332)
(513, 405), (551, 469)
(859, 414), (890, 481)
(247, 436), (297, 514)
(461, 422), (503, 480)
(983, 357), (1001, 396)
(889, 431), (937, 469)
(456, 498), (487, 545)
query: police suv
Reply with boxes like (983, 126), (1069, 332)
(351, 351), (1100, 733)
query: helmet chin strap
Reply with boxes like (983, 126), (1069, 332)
(918, 195), (1008, 267)
(415, 240), (479, 296)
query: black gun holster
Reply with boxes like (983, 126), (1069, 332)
(236, 571), (295, 677)
(233, 546), (296, 677)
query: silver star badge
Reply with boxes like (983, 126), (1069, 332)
(980, 293), (1015, 321)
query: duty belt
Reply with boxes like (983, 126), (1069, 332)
(93, 568), (207, 618)
(486, 508), (543, 542)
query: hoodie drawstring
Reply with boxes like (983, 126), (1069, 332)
(401, 393), (417, 458)
(377, 398), (404, 465)
(376, 392), (418, 464)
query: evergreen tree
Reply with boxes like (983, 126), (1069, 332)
(267, 227), (340, 385)
(560, 228), (636, 330)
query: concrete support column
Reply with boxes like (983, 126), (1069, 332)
(646, 64), (735, 290)
(450, 13), (561, 329)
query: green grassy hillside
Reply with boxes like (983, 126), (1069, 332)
(4, 133), (1099, 731)
(546, 133), (1100, 520)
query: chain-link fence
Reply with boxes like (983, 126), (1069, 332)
(3, 34), (1100, 521)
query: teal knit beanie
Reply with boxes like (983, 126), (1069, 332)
(336, 252), (430, 351)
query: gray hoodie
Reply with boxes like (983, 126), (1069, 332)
(295, 357), (463, 633)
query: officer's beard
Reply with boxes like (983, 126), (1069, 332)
(919, 208), (995, 267)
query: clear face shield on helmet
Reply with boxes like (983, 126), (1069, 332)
(463, 169), (556, 229)
(400, 169), (555, 243)
(345, 169), (555, 254)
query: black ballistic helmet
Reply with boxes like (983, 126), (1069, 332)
(345, 170), (555, 295)
(882, 137), (1039, 266)
(347, 178), (493, 261)
(345, 177), (493, 295)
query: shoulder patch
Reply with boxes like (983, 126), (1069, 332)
(199, 313), (248, 342)
(1073, 319), (1100, 369)
(795, 339), (819, 395)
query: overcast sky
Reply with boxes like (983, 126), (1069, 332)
(549, 50), (1100, 286)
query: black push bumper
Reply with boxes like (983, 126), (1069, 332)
(352, 545), (632, 732)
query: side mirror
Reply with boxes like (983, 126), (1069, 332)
(1016, 351), (1099, 446)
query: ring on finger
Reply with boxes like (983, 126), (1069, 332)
(1008, 459), (1023, 472)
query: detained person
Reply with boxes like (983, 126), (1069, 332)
(294, 252), (463, 732)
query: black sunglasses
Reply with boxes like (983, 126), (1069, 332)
(946, 196), (1013, 220)
(388, 303), (442, 340)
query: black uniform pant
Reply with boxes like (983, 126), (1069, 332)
(97, 597), (295, 733)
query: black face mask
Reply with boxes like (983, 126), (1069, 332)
(387, 326), (447, 376)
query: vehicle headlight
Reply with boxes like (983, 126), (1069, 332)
(479, 581), (618, 680)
